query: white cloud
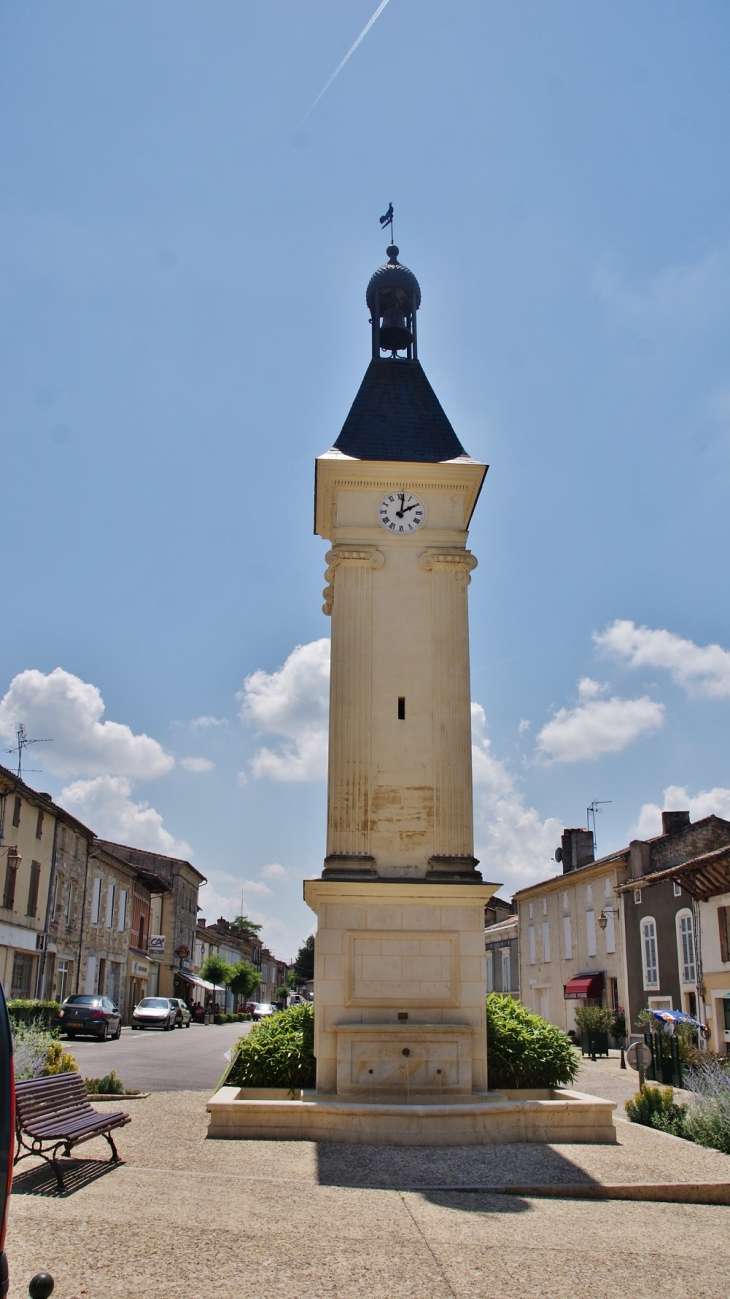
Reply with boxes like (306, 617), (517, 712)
(261, 863), (288, 880)
(517, 718), (531, 735)
(190, 716), (227, 729)
(0, 667), (173, 778)
(593, 244), (730, 334)
(58, 775), (190, 856)
(239, 639), (330, 782)
(595, 619), (730, 700)
(630, 784), (730, 842)
(179, 756), (215, 773)
(536, 682), (664, 763)
(197, 868), (301, 958)
(472, 704), (562, 897)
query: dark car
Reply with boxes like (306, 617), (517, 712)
(57, 995), (122, 1041)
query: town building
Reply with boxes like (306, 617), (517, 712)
(615, 824), (730, 1047)
(514, 828), (628, 1033)
(485, 912), (519, 997)
(96, 841), (206, 1003)
(0, 765), (69, 1000)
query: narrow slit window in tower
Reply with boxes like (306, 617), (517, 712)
(397, 697), (406, 720)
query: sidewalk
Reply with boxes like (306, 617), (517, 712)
(7, 1089), (730, 1298)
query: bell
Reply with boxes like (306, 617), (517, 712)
(379, 307), (413, 352)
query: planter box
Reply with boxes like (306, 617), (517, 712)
(580, 1031), (609, 1058)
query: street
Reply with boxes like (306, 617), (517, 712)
(63, 1020), (252, 1092)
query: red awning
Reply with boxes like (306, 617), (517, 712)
(564, 973), (605, 1000)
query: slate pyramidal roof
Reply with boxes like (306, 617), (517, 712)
(331, 358), (476, 464)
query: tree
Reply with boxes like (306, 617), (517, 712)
(293, 935), (314, 982)
(199, 954), (233, 1010)
(231, 915), (263, 939)
(226, 960), (261, 1008)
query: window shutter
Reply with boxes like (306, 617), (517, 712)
(91, 876), (102, 925)
(719, 906), (729, 964)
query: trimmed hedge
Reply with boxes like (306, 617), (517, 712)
(9, 999), (60, 1029)
(228, 1004), (315, 1090)
(485, 994), (579, 1090)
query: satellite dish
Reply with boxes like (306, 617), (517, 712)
(554, 847), (563, 863)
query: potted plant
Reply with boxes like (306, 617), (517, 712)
(574, 1004), (613, 1060)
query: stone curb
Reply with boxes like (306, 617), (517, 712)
(408, 1182), (730, 1204)
(86, 1093), (150, 1101)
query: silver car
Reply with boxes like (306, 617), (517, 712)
(131, 996), (177, 1031)
(168, 997), (192, 1028)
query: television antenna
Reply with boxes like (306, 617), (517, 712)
(6, 723), (53, 780)
(587, 799), (611, 854)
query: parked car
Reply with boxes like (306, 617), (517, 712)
(168, 997), (192, 1028)
(251, 1002), (276, 1021)
(57, 995), (122, 1041)
(131, 997), (177, 1031)
(288, 994), (309, 1007)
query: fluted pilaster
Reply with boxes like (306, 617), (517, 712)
(324, 547), (384, 866)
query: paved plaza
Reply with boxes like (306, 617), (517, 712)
(8, 1070), (730, 1299)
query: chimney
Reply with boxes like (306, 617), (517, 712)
(559, 828), (595, 874)
(629, 839), (651, 879)
(661, 810), (690, 837)
(198, 919), (206, 928)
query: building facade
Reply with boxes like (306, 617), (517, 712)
(485, 913), (519, 997)
(0, 766), (63, 1000)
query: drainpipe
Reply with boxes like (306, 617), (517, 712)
(35, 816), (59, 999)
(75, 840), (97, 993)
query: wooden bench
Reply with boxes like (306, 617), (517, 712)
(15, 1072), (131, 1190)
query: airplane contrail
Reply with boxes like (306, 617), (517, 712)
(299, 0), (392, 127)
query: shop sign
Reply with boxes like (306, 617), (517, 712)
(131, 960), (149, 977)
(148, 935), (165, 959)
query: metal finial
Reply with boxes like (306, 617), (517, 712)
(386, 244), (399, 264)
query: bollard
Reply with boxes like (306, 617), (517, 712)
(28, 1274), (54, 1299)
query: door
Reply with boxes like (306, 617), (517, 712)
(539, 989), (550, 1020)
(10, 954), (33, 1000)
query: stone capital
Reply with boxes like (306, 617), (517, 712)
(323, 547), (385, 615)
(418, 549), (478, 583)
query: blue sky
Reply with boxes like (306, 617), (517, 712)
(1, 1), (729, 960)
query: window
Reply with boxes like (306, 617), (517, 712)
(563, 915), (573, 960)
(11, 953), (33, 999)
(26, 860), (41, 918)
(35, 809), (44, 840)
(586, 884), (593, 904)
(501, 949), (511, 991)
(641, 918), (659, 989)
(586, 910), (597, 957)
(97, 958), (106, 995)
(542, 921), (551, 962)
(108, 962), (120, 1003)
(2, 856), (18, 910)
(66, 881), (75, 929)
(609, 976), (619, 1011)
(605, 877), (612, 898)
(486, 951), (493, 993)
(105, 884), (115, 929)
(604, 908), (616, 955)
(634, 889), (642, 905)
(718, 906), (730, 964)
(528, 903), (533, 920)
(528, 925), (536, 965)
(677, 911), (696, 985)
(91, 876), (102, 925)
(397, 697), (405, 720)
(50, 873), (60, 922)
(541, 898), (547, 915)
(562, 891), (568, 909)
(55, 959), (70, 1003)
(138, 912), (145, 950)
(85, 956), (96, 995)
(118, 890), (128, 932)
(12, 798), (21, 829)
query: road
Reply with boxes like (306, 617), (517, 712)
(62, 1020), (253, 1092)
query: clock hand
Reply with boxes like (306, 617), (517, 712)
(401, 502), (417, 513)
(395, 493), (406, 518)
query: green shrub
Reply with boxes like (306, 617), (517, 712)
(84, 1070), (137, 1095)
(42, 1040), (78, 1076)
(228, 1004), (315, 1090)
(625, 1083), (688, 1136)
(11, 1021), (61, 1081)
(9, 999), (60, 1030)
(574, 1004), (614, 1034)
(486, 995), (579, 1090)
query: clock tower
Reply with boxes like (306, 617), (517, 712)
(305, 242), (498, 1100)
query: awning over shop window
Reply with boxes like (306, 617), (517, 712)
(564, 973), (605, 1000)
(175, 973), (224, 993)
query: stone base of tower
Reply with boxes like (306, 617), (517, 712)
(303, 879), (493, 1097)
(206, 877), (617, 1146)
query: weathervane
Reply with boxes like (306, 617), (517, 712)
(379, 202), (394, 243)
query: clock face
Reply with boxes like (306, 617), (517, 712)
(378, 492), (425, 534)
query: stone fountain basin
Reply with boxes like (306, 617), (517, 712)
(206, 1085), (616, 1145)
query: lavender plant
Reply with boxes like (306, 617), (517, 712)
(684, 1061), (730, 1154)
